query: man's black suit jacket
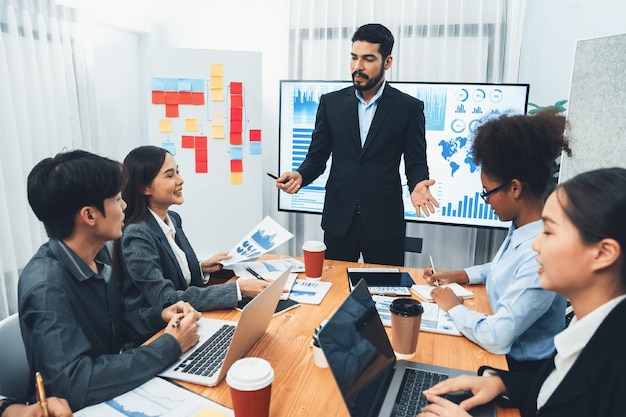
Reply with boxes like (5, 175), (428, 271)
(297, 83), (428, 241)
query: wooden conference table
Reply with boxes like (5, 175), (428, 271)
(162, 255), (520, 417)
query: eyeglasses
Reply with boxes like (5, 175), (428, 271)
(480, 183), (508, 203)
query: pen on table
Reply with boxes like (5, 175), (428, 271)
(35, 371), (49, 417)
(429, 254), (439, 287)
(246, 267), (267, 281)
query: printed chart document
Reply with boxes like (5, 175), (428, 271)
(220, 216), (293, 266)
(74, 377), (233, 417)
(373, 295), (462, 336)
(411, 283), (474, 302)
(225, 258), (305, 277)
(288, 280), (333, 305)
(238, 271), (298, 300)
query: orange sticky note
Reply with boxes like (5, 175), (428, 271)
(195, 136), (208, 149)
(229, 132), (242, 145)
(165, 91), (179, 104)
(181, 135), (195, 148)
(249, 129), (262, 141)
(165, 104), (179, 118)
(191, 92), (205, 105)
(152, 91), (165, 104)
(230, 82), (243, 95)
(230, 94), (243, 108)
(230, 159), (243, 172)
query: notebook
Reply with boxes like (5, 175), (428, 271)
(318, 279), (495, 417)
(411, 283), (474, 302)
(158, 268), (290, 387)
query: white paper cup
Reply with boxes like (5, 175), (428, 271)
(226, 357), (274, 417)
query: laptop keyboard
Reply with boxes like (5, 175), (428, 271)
(392, 368), (449, 417)
(173, 324), (236, 377)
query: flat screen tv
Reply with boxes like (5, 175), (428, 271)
(277, 80), (530, 228)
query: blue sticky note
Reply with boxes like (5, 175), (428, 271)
(230, 146), (243, 160)
(178, 78), (192, 92)
(249, 142), (262, 155)
(164, 78), (179, 91)
(191, 79), (204, 92)
(161, 142), (176, 156)
(151, 77), (166, 90)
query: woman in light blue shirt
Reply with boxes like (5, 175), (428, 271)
(423, 109), (572, 374)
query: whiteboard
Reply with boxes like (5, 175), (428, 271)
(147, 48), (263, 259)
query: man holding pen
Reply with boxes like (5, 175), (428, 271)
(19, 150), (201, 411)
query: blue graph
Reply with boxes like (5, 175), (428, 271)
(415, 87), (447, 131)
(292, 88), (320, 125)
(440, 191), (499, 221)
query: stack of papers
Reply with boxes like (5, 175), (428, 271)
(411, 283), (474, 302)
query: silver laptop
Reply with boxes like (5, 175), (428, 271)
(319, 279), (496, 417)
(159, 268), (290, 387)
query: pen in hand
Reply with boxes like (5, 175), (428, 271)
(35, 371), (49, 417)
(429, 254), (439, 287)
(246, 267), (267, 281)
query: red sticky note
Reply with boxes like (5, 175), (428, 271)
(230, 132), (242, 145)
(195, 136), (208, 149)
(230, 159), (243, 172)
(165, 91), (179, 104)
(195, 147), (208, 162)
(191, 92), (205, 105)
(230, 94), (243, 108)
(165, 104), (179, 118)
(249, 129), (262, 142)
(181, 135), (195, 148)
(152, 91), (166, 104)
(230, 107), (242, 121)
(230, 82), (243, 95)
(230, 119), (242, 133)
(195, 161), (208, 173)
(178, 91), (192, 104)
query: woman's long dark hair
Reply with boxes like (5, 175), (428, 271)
(558, 167), (626, 286)
(112, 145), (168, 281)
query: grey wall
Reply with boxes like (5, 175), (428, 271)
(560, 33), (626, 181)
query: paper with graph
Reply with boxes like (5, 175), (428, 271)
(220, 216), (293, 266)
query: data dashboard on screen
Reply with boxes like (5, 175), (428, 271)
(277, 80), (529, 228)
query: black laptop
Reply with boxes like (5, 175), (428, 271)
(318, 279), (496, 417)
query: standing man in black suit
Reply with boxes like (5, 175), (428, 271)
(277, 23), (438, 266)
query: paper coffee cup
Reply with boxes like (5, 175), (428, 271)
(226, 357), (274, 417)
(302, 240), (326, 280)
(390, 298), (424, 359)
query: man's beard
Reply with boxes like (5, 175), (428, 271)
(352, 66), (385, 91)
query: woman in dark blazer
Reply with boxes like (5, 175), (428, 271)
(416, 167), (626, 417)
(114, 146), (268, 313)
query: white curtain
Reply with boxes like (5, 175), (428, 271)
(0, 0), (96, 319)
(284, 0), (526, 266)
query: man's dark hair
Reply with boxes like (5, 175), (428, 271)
(27, 150), (122, 240)
(351, 23), (394, 59)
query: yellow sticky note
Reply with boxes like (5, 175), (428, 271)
(212, 125), (225, 139)
(211, 89), (224, 101)
(230, 172), (243, 184)
(210, 63), (223, 76)
(159, 119), (173, 133)
(185, 118), (199, 132)
(193, 407), (230, 417)
(212, 114), (224, 126)
(210, 75), (223, 88)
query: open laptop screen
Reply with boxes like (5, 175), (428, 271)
(318, 279), (396, 417)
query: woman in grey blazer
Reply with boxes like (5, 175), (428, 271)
(416, 168), (626, 417)
(114, 146), (269, 314)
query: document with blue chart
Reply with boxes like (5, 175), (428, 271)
(220, 216), (293, 266)
(278, 80), (529, 228)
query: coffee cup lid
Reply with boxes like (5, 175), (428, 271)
(389, 298), (424, 317)
(226, 357), (274, 391)
(302, 240), (326, 251)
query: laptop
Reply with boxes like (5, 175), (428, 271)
(159, 268), (290, 387)
(318, 279), (496, 417)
